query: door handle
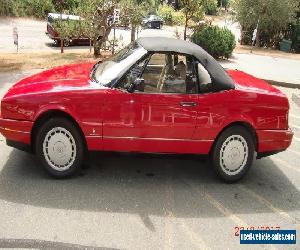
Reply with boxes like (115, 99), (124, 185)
(180, 102), (197, 107)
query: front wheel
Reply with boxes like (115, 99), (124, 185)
(211, 126), (255, 183)
(53, 39), (60, 47)
(36, 117), (85, 178)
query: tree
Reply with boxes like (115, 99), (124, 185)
(76, 0), (117, 56)
(180, 0), (205, 40)
(232, 0), (298, 47)
(52, 0), (81, 13)
(53, 18), (74, 53)
(203, 0), (218, 15)
(120, 0), (149, 43)
(218, 0), (230, 9)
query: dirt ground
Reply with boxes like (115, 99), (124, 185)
(235, 44), (300, 60)
(0, 51), (112, 73)
(1, 44), (300, 74)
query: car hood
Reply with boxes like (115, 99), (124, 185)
(3, 62), (96, 98)
(227, 70), (284, 96)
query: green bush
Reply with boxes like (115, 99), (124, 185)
(0, 0), (81, 18)
(53, 19), (84, 38)
(292, 19), (300, 53)
(240, 29), (252, 45)
(52, 0), (80, 13)
(172, 11), (185, 26)
(0, 0), (55, 18)
(158, 4), (174, 25)
(158, 3), (185, 26)
(191, 25), (236, 59)
(25, 0), (55, 18)
(204, 0), (218, 15)
(0, 0), (13, 16)
(232, 0), (298, 49)
(218, 0), (230, 7)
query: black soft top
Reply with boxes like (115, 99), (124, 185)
(137, 37), (235, 91)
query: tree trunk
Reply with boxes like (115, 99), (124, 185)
(112, 24), (116, 55)
(184, 18), (188, 40)
(93, 26), (113, 57)
(131, 25), (136, 44)
(94, 38), (101, 57)
(255, 28), (260, 47)
(60, 39), (64, 53)
(174, 0), (179, 10)
(240, 26), (244, 45)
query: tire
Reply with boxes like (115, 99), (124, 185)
(211, 126), (255, 183)
(64, 39), (70, 47)
(35, 117), (85, 178)
(53, 39), (60, 47)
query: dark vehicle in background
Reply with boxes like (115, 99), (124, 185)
(142, 15), (163, 29)
(46, 13), (90, 46)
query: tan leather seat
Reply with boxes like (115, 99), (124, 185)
(174, 61), (186, 80)
(157, 54), (174, 92)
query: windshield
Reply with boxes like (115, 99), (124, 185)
(92, 43), (147, 86)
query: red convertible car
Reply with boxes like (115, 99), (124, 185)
(0, 37), (293, 182)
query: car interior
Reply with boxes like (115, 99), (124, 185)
(118, 52), (213, 94)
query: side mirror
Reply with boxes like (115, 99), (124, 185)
(127, 78), (144, 93)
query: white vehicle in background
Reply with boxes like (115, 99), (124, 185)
(45, 13), (90, 46)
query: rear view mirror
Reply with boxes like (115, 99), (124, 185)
(127, 78), (144, 93)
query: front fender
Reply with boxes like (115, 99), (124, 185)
(33, 103), (102, 138)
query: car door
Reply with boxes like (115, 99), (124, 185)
(190, 60), (232, 154)
(102, 52), (199, 153)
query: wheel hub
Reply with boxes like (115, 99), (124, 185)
(43, 127), (76, 171)
(220, 135), (248, 176)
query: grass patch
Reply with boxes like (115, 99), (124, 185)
(0, 51), (111, 73)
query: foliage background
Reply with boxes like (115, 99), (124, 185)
(232, 0), (299, 48)
(0, 0), (81, 18)
(0, 0), (161, 18)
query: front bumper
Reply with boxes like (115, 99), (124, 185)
(0, 116), (33, 145)
(257, 128), (293, 153)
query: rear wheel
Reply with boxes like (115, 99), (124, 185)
(211, 126), (255, 183)
(64, 39), (71, 47)
(36, 117), (84, 178)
